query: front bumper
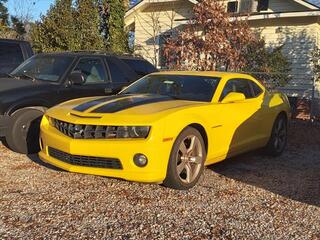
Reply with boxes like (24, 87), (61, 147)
(39, 121), (174, 183)
(0, 115), (10, 137)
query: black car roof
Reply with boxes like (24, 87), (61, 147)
(36, 51), (146, 60)
(0, 38), (31, 44)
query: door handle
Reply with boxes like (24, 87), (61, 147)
(104, 88), (113, 94)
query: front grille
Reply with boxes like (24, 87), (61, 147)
(48, 147), (123, 169)
(52, 119), (118, 139)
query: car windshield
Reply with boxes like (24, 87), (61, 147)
(11, 55), (75, 82)
(120, 74), (220, 102)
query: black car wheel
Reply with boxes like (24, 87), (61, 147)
(5, 109), (43, 154)
(265, 114), (288, 156)
(163, 127), (206, 190)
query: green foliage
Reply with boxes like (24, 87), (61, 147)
(75, 0), (104, 50)
(11, 16), (26, 38)
(0, 0), (9, 25)
(31, 0), (129, 53)
(312, 47), (320, 82)
(31, 0), (75, 52)
(108, 0), (129, 53)
(243, 39), (290, 73)
(243, 39), (291, 86)
(0, 0), (26, 39)
(31, 0), (104, 52)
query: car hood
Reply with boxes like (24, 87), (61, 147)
(0, 77), (40, 92)
(47, 94), (205, 124)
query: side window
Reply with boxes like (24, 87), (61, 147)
(123, 59), (157, 76)
(250, 81), (263, 97)
(122, 59), (145, 75)
(227, 1), (238, 13)
(0, 42), (24, 70)
(257, 0), (269, 11)
(73, 58), (108, 84)
(220, 79), (254, 101)
(105, 56), (137, 83)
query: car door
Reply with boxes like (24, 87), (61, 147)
(62, 57), (111, 100)
(212, 78), (265, 157)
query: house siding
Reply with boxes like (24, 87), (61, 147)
(262, 0), (309, 12)
(222, 0), (309, 13)
(251, 17), (320, 98)
(126, 0), (320, 103)
(133, 1), (194, 66)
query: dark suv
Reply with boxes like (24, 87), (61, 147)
(0, 39), (34, 76)
(0, 51), (157, 154)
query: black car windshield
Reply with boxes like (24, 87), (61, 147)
(120, 74), (220, 102)
(11, 55), (74, 82)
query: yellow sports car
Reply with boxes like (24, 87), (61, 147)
(39, 72), (290, 189)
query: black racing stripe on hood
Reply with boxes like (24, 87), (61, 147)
(91, 95), (173, 113)
(73, 95), (124, 112)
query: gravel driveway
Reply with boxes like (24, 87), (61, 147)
(0, 121), (319, 239)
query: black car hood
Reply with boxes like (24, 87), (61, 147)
(0, 77), (41, 92)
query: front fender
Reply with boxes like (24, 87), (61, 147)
(162, 112), (211, 145)
(7, 99), (50, 116)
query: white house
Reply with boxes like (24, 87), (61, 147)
(125, 0), (320, 112)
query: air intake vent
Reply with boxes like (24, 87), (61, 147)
(52, 119), (118, 139)
(48, 147), (123, 169)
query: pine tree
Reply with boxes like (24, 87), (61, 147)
(31, 0), (104, 52)
(74, 0), (104, 50)
(108, 0), (129, 53)
(31, 0), (75, 52)
(0, 0), (9, 35)
(0, 0), (9, 26)
(0, 0), (26, 39)
(11, 16), (26, 39)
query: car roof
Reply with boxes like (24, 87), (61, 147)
(36, 51), (146, 60)
(0, 38), (30, 44)
(150, 71), (254, 79)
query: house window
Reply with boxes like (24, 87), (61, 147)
(257, 0), (269, 11)
(227, 1), (238, 13)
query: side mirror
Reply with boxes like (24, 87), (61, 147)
(69, 71), (85, 85)
(221, 92), (246, 104)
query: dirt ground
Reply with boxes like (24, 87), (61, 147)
(0, 120), (319, 239)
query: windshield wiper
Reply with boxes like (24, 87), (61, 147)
(118, 92), (133, 95)
(5, 73), (17, 79)
(163, 94), (180, 100)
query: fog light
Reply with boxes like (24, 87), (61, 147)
(133, 154), (148, 167)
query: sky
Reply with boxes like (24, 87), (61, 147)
(4, 0), (320, 21)
(6, 0), (55, 21)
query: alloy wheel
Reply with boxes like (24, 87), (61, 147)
(176, 135), (203, 184)
(273, 118), (287, 152)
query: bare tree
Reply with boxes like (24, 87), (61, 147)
(12, 0), (38, 22)
(135, 9), (161, 66)
(164, 0), (255, 71)
(132, 1), (179, 67)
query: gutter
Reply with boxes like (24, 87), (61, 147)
(175, 10), (320, 24)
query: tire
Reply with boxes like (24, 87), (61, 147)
(5, 109), (44, 154)
(163, 127), (206, 190)
(265, 114), (288, 157)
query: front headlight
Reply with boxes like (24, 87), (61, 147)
(115, 126), (150, 139)
(47, 116), (55, 126)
